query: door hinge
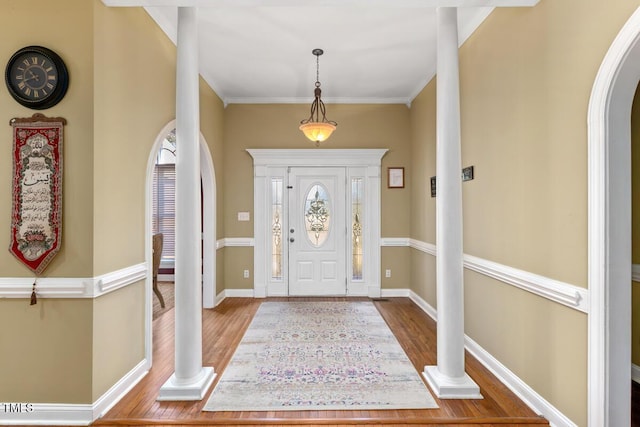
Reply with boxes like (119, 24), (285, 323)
(287, 185), (293, 189)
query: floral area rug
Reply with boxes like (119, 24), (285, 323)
(203, 301), (438, 412)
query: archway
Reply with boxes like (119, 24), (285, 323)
(144, 120), (217, 362)
(588, 7), (640, 426)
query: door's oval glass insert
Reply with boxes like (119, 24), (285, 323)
(304, 184), (331, 247)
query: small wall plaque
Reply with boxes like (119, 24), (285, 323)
(462, 166), (474, 182)
(388, 167), (405, 188)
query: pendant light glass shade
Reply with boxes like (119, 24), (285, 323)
(299, 121), (336, 143)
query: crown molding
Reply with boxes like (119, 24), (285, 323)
(223, 96), (411, 105)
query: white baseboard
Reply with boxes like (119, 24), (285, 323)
(403, 289), (576, 427)
(463, 336), (576, 427)
(0, 359), (149, 426)
(0, 403), (93, 426)
(215, 288), (254, 306)
(92, 358), (150, 420)
(380, 288), (412, 298)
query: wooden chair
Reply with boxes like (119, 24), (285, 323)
(152, 233), (165, 308)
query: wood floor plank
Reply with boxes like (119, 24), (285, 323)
(93, 297), (549, 426)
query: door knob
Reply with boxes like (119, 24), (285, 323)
(290, 228), (295, 233)
(289, 237), (295, 243)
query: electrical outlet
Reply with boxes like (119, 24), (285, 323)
(243, 269), (250, 278)
(385, 269), (391, 278)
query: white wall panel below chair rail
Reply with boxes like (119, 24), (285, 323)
(381, 238), (589, 313)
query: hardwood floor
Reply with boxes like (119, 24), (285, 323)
(93, 297), (549, 427)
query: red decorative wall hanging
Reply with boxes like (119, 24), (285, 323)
(9, 114), (65, 275)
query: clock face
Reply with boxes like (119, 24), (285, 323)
(5, 46), (69, 110)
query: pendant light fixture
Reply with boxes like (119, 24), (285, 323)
(299, 48), (337, 146)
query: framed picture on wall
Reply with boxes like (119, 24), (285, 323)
(388, 167), (404, 188)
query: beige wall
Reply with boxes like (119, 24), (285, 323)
(0, 0), (95, 278)
(93, 4), (176, 275)
(457, 0), (633, 287)
(381, 247), (411, 289)
(0, 0), (224, 404)
(222, 103), (412, 289)
(91, 0), (225, 400)
(199, 78), (226, 297)
(93, 5), (224, 277)
(0, 0), (95, 404)
(410, 79), (437, 245)
(410, 1), (640, 425)
(0, 298), (93, 403)
(3, 0), (638, 422)
(93, 281), (145, 401)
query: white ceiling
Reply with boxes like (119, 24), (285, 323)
(143, 5), (495, 106)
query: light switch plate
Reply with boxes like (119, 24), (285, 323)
(237, 211), (250, 221)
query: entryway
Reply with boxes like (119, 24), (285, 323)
(248, 149), (387, 298)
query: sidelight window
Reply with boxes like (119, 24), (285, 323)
(271, 178), (283, 280)
(352, 178), (364, 280)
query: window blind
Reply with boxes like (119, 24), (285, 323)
(152, 164), (175, 264)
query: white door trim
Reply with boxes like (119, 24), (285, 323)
(247, 149), (387, 298)
(587, 7), (640, 426)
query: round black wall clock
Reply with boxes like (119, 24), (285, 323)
(5, 46), (69, 110)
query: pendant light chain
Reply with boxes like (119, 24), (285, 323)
(316, 53), (321, 88)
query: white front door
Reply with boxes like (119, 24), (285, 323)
(288, 167), (346, 295)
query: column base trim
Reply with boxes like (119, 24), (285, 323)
(157, 367), (216, 401)
(422, 366), (483, 399)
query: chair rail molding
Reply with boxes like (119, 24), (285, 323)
(216, 237), (255, 249)
(0, 263), (147, 299)
(401, 237), (589, 313)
